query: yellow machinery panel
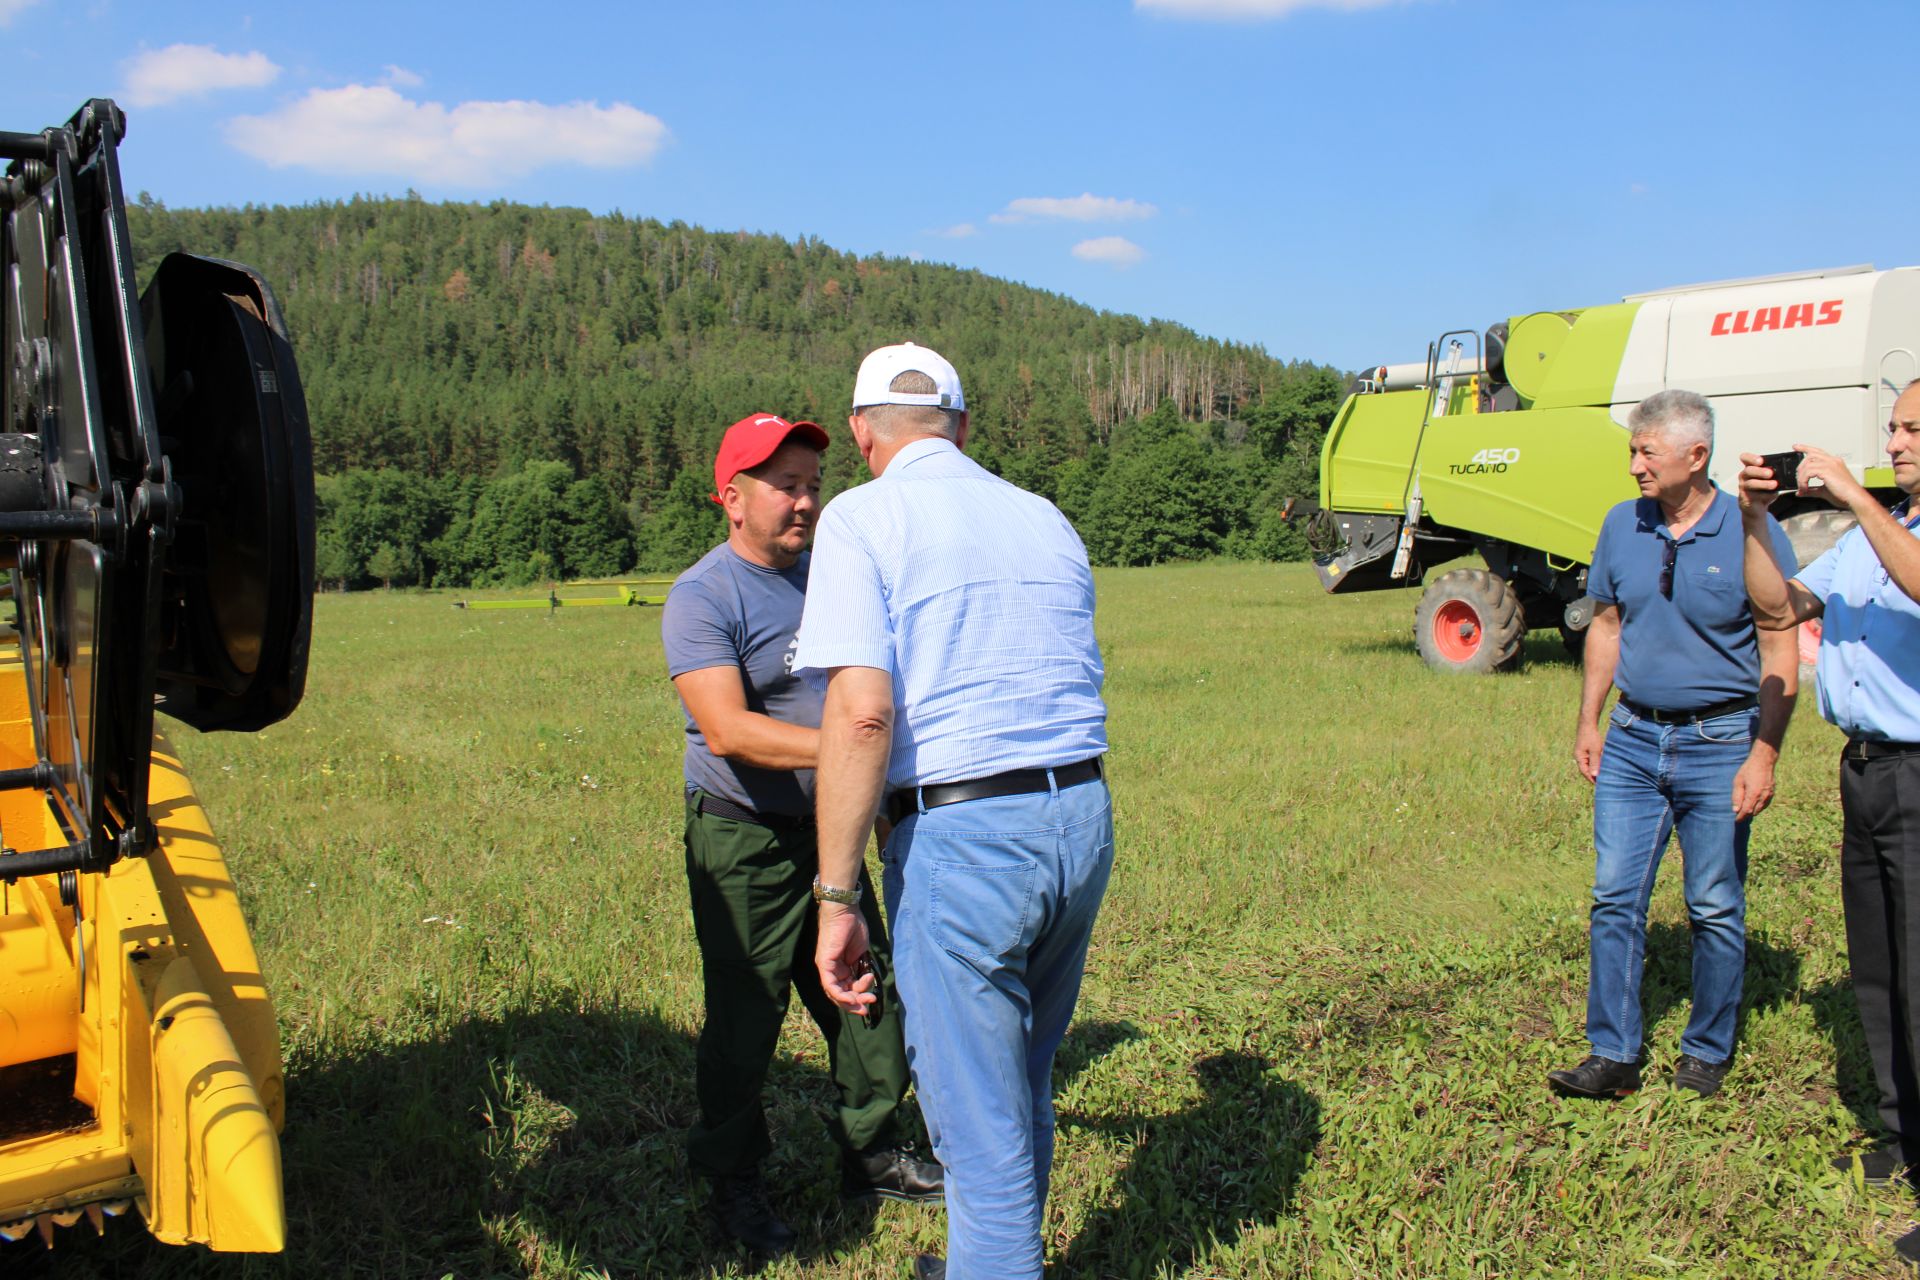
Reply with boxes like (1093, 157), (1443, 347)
(0, 660), (286, 1251)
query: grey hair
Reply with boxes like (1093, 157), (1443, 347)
(1628, 388), (1714, 453)
(857, 370), (964, 441)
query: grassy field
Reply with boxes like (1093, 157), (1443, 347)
(16, 560), (1913, 1278)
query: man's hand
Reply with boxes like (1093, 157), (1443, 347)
(1792, 443), (1873, 513)
(1731, 749), (1778, 821)
(1736, 451), (1784, 515)
(1575, 720), (1605, 783)
(815, 902), (875, 1015)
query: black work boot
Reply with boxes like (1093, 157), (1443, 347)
(1831, 1143), (1913, 1187)
(708, 1168), (797, 1257)
(1547, 1054), (1642, 1098)
(1671, 1054), (1730, 1098)
(840, 1142), (945, 1203)
(1896, 1225), (1920, 1268)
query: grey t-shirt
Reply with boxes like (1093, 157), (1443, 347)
(662, 542), (820, 816)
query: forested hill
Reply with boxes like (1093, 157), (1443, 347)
(127, 196), (1345, 587)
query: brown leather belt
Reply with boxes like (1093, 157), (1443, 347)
(886, 757), (1104, 826)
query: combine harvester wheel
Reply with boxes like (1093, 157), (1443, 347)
(1414, 569), (1525, 673)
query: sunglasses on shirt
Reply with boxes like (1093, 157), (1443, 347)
(1659, 540), (1677, 599)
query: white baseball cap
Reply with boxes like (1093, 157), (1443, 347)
(851, 342), (965, 412)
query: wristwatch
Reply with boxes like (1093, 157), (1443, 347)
(811, 875), (862, 907)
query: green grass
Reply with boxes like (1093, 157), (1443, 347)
(17, 561), (1913, 1278)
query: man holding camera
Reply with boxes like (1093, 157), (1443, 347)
(663, 413), (941, 1259)
(1739, 379), (1920, 1262)
(1549, 389), (1799, 1101)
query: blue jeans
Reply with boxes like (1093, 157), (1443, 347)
(882, 774), (1114, 1280)
(1586, 701), (1755, 1065)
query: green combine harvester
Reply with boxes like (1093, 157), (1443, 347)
(1301, 264), (1920, 672)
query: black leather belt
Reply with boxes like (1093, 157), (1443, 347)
(1619, 694), (1758, 725)
(886, 757), (1104, 826)
(1843, 738), (1920, 763)
(691, 791), (810, 829)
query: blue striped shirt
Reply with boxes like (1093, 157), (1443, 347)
(792, 437), (1107, 788)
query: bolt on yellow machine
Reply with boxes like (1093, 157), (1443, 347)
(0, 100), (313, 1251)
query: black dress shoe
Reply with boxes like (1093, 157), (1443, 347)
(914, 1255), (947, 1280)
(1832, 1144), (1912, 1187)
(840, 1142), (944, 1203)
(1547, 1054), (1642, 1098)
(708, 1169), (797, 1256)
(1897, 1224), (1920, 1266)
(1671, 1054), (1729, 1098)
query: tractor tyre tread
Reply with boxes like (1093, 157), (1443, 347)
(1413, 568), (1526, 674)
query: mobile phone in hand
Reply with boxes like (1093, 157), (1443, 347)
(854, 954), (884, 1029)
(1759, 449), (1804, 494)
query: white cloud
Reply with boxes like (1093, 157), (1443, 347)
(1136, 0), (1405, 19)
(931, 222), (977, 239)
(991, 193), (1157, 224)
(0, 0), (42, 25)
(1072, 236), (1146, 268)
(121, 44), (281, 108)
(224, 85), (670, 187)
(381, 64), (424, 89)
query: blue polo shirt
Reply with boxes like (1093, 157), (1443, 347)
(1796, 505), (1920, 741)
(1588, 487), (1795, 710)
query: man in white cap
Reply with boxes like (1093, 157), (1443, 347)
(796, 343), (1113, 1280)
(662, 412), (941, 1260)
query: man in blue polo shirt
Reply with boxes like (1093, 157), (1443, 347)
(1738, 378), (1920, 1265)
(1548, 389), (1799, 1100)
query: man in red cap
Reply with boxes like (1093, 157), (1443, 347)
(661, 413), (941, 1259)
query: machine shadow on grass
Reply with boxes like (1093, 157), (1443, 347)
(1052, 1023), (1321, 1279)
(14, 1004), (894, 1279)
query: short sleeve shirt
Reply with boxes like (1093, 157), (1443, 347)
(1587, 487), (1796, 709)
(791, 438), (1107, 789)
(1795, 505), (1920, 741)
(661, 543), (821, 816)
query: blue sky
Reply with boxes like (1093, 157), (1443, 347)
(4, 0), (1915, 371)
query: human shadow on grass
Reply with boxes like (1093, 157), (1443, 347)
(12, 1003), (899, 1280)
(1808, 976), (1886, 1137)
(1634, 922), (1801, 1070)
(1053, 1042), (1319, 1279)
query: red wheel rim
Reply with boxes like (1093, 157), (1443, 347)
(1432, 599), (1483, 663)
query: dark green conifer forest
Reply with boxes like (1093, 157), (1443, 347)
(128, 196), (1345, 588)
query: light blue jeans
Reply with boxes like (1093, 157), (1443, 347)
(1587, 700), (1755, 1066)
(882, 773), (1114, 1280)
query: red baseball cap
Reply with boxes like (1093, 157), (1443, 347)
(710, 413), (829, 505)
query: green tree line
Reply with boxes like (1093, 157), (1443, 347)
(128, 195), (1346, 586)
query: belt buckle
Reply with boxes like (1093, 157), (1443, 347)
(1846, 739), (1870, 763)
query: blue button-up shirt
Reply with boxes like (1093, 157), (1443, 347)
(793, 437), (1108, 789)
(1587, 487), (1796, 710)
(1797, 505), (1920, 741)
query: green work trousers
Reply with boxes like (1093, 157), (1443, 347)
(682, 794), (910, 1177)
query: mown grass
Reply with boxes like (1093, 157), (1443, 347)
(15, 561), (1912, 1278)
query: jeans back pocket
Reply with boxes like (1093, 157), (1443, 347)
(929, 859), (1037, 963)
